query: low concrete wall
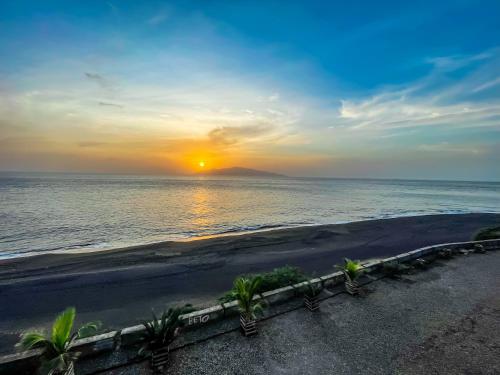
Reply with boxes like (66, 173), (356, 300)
(0, 349), (41, 375)
(1, 238), (499, 374)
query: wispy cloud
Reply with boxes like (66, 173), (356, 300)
(84, 72), (114, 91)
(335, 49), (500, 132)
(472, 76), (500, 93)
(98, 101), (123, 108)
(268, 93), (280, 102)
(425, 52), (491, 71)
(208, 123), (274, 145)
(148, 10), (169, 25)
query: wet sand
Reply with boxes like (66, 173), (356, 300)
(0, 213), (499, 354)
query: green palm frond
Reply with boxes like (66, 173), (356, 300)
(51, 307), (75, 352)
(218, 266), (307, 303)
(40, 353), (70, 375)
(252, 302), (264, 318)
(336, 258), (362, 281)
(139, 304), (195, 354)
(233, 276), (265, 319)
(17, 332), (49, 351)
(17, 307), (95, 375)
(303, 279), (323, 298)
(77, 321), (101, 339)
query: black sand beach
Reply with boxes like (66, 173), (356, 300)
(1, 213), (499, 354)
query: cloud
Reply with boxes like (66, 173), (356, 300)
(98, 101), (123, 108)
(473, 77), (500, 93)
(335, 48), (500, 132)
(84, 72), (113, 90)
(425, 52), (492, 71)
(268, 93), (280, 102)
(148, 10), (169, 25)
(208, 123), (274, 145)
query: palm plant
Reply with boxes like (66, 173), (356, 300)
(302, 279), (323, 311)
(336, 258), (362, 295)
(218, 266), (306, 304)
(139, 305), (194, 372)
(139, 305), (193, 355)
(303, 279), (322, 298)
(233, 276), (265, 336)
(17, 307), (99, 375)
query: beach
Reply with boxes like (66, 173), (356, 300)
(1, 213), (499, 354)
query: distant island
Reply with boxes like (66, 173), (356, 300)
(197, 167), (286, 178)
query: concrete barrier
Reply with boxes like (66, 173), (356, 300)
(120, 324), (145, 347)
(318, 272), (343, 287)
(2, 238), (499, 375)
(262, 285), (296, 304)
(0, 350), (41, 375)
(181, 304), (225, 328)
(73, 331), (118, 356)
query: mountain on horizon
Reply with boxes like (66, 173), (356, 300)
(197, 166), (286, 178)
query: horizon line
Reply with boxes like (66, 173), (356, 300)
(1, 169), (499, 184)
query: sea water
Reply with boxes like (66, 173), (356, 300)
(1, 172), (499, 258)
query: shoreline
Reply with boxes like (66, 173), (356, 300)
(2, 211), (498, 260)
(1, 213), (500, 354)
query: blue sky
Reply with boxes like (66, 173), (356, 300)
(0, 0), (499, 180)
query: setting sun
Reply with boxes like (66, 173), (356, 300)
(199, 161), (205, 168)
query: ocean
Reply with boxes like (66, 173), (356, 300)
(0, 172), (499, 259)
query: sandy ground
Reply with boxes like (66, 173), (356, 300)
(104, 246), (500, 374)
(0, 213), (499, 355)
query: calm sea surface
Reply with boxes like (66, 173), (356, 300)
(0, 172), (499, 258)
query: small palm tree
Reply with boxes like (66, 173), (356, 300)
(233, 276), (265, 336)
(302, 279), (323, 311)
(234, 276), (265, 320)
(339, 258), (361, 280)
(336, 258), (362, 295)
(17, 307), (99, 375)
(139, 305), (194, 372)
(139, 305), (194, 356)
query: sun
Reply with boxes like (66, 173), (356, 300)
(198, 161), (205, 168)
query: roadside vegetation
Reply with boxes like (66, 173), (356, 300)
(233, 277), (265, 320)
(233, 276), (266, 336)
(218, 265), (307, 303)
(336, 258), (361, 280)
(474, 226), (500, 241)
(336, 258), (362, 295)
(17, 307), (100, 375)
(139, 305), (195, 357)
(302, 278), (323, 311)
(139, 304), (195, 372)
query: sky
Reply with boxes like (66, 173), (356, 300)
(0, 1), (499, 180)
